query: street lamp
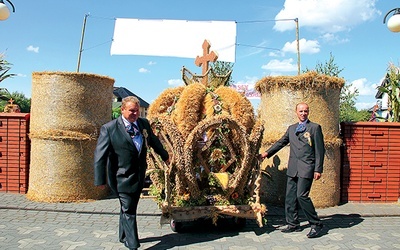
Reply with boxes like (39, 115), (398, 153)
(0, 0), (15, 21)
(383, 8), (400, 32)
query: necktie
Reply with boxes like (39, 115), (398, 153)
(127, 123), (140, 136)
(127, 123), (142, 153)
(295, 123), (306, 134)
(131, 123), (140, 135)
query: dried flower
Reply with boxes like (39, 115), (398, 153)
(231, 192), (239, 199)
(303, 132), (312, 146)
(206, 195), (216, 205)
(213, 104), (222, 113)
(143, 129), (148, 139)
(166, 106), (174, 115)
(210, 148), (224, 164)
(183, 192), (190, 201)
(142, 129), (149, 148)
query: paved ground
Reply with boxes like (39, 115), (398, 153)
(1, 192), (400, 249)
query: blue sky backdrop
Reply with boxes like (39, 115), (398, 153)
(1, 0), (399, 110)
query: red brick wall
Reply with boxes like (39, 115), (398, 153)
(1, 116), (399, 201)
(0, 113), (30, 194)
(341, 122), (400, 203)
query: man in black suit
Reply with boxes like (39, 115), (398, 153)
(260, 102), (325, 238)
(94, 96), (169, 249)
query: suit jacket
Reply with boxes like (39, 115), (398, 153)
(94, 116), (169, 194)
(266, 120), (325, 179)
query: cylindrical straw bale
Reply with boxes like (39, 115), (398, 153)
(310, 144), (341, 207)
(255, 72), (344, 208)
(27, 138), (109, 202)
(260, 146), (290, 205)
(261, 144), (341, 207)
(27, 71), (114, 202)
(257, 77), (343, 142)
(30, 72), (115, 134)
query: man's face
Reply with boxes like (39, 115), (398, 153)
(121, 101), (140, 122)
(296, 103), (309, 122)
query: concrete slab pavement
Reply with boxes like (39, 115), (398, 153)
(1, 193), (400, 249)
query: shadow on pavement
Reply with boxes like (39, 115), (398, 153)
(265, 213), (365, 237)
(317, 213), (365, 237)
(141, 217), (269, 249)
(141, 213), (365, 248)
(268, 213), (365, 238)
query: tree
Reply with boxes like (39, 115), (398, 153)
(112, 106), (121, 119)
(0, 90), (31, 113)
(0, 54), (31, 113)
(304, 52), (364, 122)
(339, 85), (370, 122)
(0, 53), (16, 84)
(304, 52), (343, 77)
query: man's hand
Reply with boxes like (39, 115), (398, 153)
(97, 185), (107, 190)
(314, 172), (321, 180)
(259, 152), (268, 160)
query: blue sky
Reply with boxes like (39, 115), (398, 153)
(1, 0), (399, 110)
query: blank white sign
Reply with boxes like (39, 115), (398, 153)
(110, 18), (237, 62)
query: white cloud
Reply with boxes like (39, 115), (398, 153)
(26, 45), (39, 53)
(148, 61), (156, 65)
(261, 58), (297, 72)
(273, 0), (380, 33)
(282, 38), (320, 54)
(235, 76), (258, 86)
(167, 79), (184, 86)
(356, 101), (375, 111)
(349, 77), (383, 110)
(349, 78), (378, 96)
(320, 33), (349, 44)
(138, 68), (150, 73)
(268, 51), (284, 57)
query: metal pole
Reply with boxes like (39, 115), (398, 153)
(295, 18), (300, 75)
(77, 13), (89, 72)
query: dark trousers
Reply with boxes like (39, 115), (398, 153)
(118, 192), (141, 249)
(285, 176), (320, 227)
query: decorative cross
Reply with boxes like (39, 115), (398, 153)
(195, 39), (218, 85)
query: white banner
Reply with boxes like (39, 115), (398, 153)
(231, 84), (261, 99)
(110, 18), (236, 62)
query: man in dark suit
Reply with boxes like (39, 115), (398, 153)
(94, 96), (169, 249)
(260, 102), (325, 238)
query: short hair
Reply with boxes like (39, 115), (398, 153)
(295, 102), (309, 111)
(121, 96), (140, 108)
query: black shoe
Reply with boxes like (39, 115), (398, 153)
(307, 224), (323, 238)
(124, 241), (138, 250)
(281, 225), (302, 233)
